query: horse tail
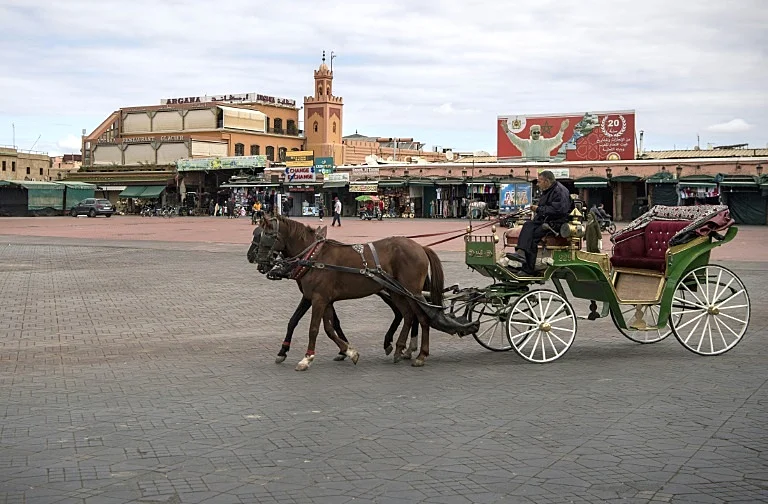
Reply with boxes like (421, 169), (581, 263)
(422, 246), (444, 307)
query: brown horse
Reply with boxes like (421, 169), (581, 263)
(256, 214), (444, 370)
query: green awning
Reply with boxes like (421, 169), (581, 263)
(322, 181), (348, 188)
(139, 186), (166, 198)
(378, 180), (406, 187)
(645, 172), (677, 184)
(574, 176), (609, 188)
(433, 178), (465, 186)
(119, 186), (147, 198)
(610, 175), (642, 183)
(719, 175), (758, 188)
(407, 179), (437, 186)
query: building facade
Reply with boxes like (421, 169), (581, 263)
(0, 147), (51, 182)
(50, 154), (82, 181)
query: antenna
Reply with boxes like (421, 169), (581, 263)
(12, 122), (15, 149)
(29, 134), (41, 152)
(330, 51), (337, 72)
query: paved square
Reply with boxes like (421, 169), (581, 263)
(0, 223), (766, 503)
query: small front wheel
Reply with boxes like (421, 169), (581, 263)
(507, 289), (577, 363)
(466, 296), (514, 352)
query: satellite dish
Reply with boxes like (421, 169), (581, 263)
(364, 154), (379, 166)
(445, 151), (455, 161)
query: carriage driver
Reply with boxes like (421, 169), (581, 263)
(507, 170), (572, 275)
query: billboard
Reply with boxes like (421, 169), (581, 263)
(499, 183), (532, 213)
(285, 150), (314, 168)
(497, 110), (635, 162)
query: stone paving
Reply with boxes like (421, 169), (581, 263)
(0, 219), (766, 503)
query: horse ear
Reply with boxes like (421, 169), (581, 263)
(316, 225), (327, 238)
(260, 214), (272, 229)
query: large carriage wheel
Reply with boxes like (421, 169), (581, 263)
(669, 265), (750, 356)
(507, 289), (577, 363)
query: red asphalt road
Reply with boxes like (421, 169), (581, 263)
(0, 215), (764, 260)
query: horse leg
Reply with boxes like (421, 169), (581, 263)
(323, 306), (359, 365)
(377, 292), (403, 355)
(330, 305), (348, 361)
(296, 300), (326, 371)
(403, 318), (420, 360)
(277, 297), (311, 364)
(391, 295), (415, 363)
(411, 302), (431, 367)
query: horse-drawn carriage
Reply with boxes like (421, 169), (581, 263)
(248, 203), (749, 369)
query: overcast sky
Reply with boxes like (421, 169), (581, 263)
(1, 0), (766, 156)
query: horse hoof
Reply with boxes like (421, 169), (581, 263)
(393, 354), (402, 363)
(333, 354), (347, 361)
(412, 358), (425, 367)
(403, 350), (413, 360)
(384, 344), (393, 356)
(275, 355), (287, 364)
(295, 355), (314, 371)
(346, 347), (360, 365)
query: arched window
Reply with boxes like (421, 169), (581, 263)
(326, 86), (331, 96)
(313, 121), (318, 133)
(234, 143), (244, 156)
(273, 118), (283, 134)
(265, 146), (275, 161)
(317, 84), (323, 95)
(250, 144), (260, 155)
(291, 147), (300, 151)
(278, 147), (287, 162)
(286, 119), (297, 135)
(332, 122), (337, 134)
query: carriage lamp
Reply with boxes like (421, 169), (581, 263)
(466, 225), (472, 233)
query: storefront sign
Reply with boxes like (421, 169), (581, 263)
(288, 185), (317, 192)
(285, 150), (314, 168)
(353, 167), (380, 176)
(349, 183), (378, 193)
(538, 168), (570, 179)
(161, 92), (296, 108)
(176, 155), (266, 171)
(99, 135), (188, 145)
(285, 166), (316, 182)
(326, 172), (349, 182)
(314, 157), (334, 167)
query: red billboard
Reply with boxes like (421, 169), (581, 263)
(497, 110), (635, 162)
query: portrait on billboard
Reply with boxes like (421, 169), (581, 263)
(497, 110), (635, 162)
(499, 183), (532, 213)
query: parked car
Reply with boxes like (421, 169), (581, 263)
(70, 198), (115, 218)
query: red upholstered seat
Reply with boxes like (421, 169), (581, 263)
(610, 220), (690, 272)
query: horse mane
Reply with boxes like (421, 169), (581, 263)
(275, 215), (351, 247)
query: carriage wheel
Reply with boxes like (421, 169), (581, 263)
(507, 289), (577, 363)
(609, 298), (682, 344)
(465, 296), (514, 352)
(669, 265), (750, 356)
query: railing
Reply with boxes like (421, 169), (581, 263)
(265, 128), (303, 136)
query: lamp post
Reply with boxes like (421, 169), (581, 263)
(525, 168), (530, 181)
(676, 164), (682, 179)
(757, 164), (763, 177)
(606, 167), (612, 180)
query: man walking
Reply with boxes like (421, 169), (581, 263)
(507, 170), (572, 275)
(332, 196), (342, 227)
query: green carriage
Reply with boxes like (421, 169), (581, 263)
(456, 204), (750, 363)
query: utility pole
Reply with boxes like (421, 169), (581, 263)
(330, 51), (336, 72)
(12, 122), (15, 149)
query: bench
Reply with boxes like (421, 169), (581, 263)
(504, 225), (570, 248)
(609, 220), (690, 272)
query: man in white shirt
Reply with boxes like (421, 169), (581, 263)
(332, 196), (342, 227)
(502, 119), (569, 161)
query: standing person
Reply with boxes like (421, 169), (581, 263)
(267, 190), (276, 215)
(318, 204), (325, 222)
(506, 170), (572, 275)
(227, 198), (235, 219)
(332, 196), (342, 227)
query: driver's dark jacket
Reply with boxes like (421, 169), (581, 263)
(533, 181), (571, 223)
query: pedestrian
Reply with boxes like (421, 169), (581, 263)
(332, 196), (342, 227)
(319, 204), (325, 222)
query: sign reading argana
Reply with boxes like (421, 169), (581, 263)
(161, 92), (296, 108)
(497, 110), (635, 162)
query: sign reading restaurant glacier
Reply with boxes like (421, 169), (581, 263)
(160, 92), (296, 108)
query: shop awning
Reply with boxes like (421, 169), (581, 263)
(322, 181), (348, 188)
(140, 186), (166, 198)
(433, 178), (465, 186)
(719, 175), (759, 188)
(407, 178), (437, 186)
(645, 172), (678, 184)
(679, 181), (717, 188)
(610, 175), (642, 183)
(378, 179), (406, 187)
(678, 175), (716, 188)
(119, 186), (148, 198)
(574, 176), (609, 188)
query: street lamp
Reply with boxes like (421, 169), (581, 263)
(606, 167), (612, 180)
(757, 164), (763, 176)
(676, 164), (682, 178)
(525, 168), (530, 181)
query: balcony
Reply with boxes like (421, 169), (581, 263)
(266, 127), (303, 137)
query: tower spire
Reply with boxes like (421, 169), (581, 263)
(322, 50), (326, 63)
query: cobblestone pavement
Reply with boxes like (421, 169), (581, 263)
(0, 226), (766, 503)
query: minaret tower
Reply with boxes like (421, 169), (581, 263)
(304, 51), (344, 165)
